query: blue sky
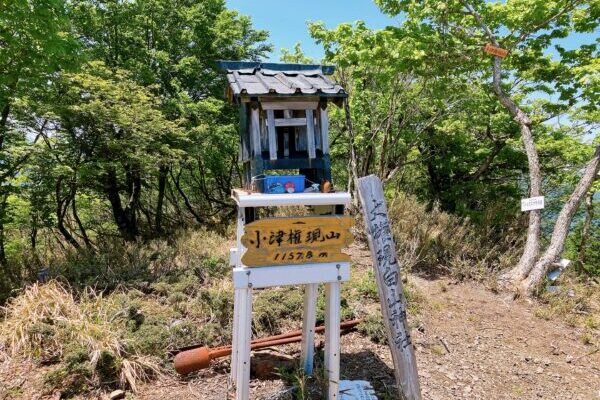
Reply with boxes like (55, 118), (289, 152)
(225, 0), (401, 62)
(225, 1), (594, 62)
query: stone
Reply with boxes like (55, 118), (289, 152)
(109, 390), (126, 400)
(251, 350), (295, 379)
(566, 355), (574, 363)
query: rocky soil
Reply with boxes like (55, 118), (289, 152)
(135, 276), (600, 400)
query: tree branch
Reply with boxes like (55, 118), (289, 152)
(462, 1), (532, 126)
(461, 1), (498, 45)
(512, 0), (583, 46)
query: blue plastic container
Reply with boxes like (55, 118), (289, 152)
(257, 175), (306, 194)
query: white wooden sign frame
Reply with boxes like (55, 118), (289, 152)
(230, 191), (352, 400)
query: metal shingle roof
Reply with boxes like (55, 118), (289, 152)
(219, 61), (347, 98)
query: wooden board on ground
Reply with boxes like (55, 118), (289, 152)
(357, 175), (422, 400)
(241, 216), (354, 267)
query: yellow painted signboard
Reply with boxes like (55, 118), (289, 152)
(241, 216), (354, 267)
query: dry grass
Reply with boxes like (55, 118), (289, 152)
(387, 193), (522, 280)
(0, 281), (161, 392)
(0, 228), (234, 395)
(535, 273), (600, 346)
(0, 196), (525, 397)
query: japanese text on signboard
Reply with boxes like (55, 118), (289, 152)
(241, 216), (354, 267)
(367, 197), (412, 351)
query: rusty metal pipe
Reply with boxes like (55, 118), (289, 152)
(176, 319), (361, 354)
(174, 319), (361, 375)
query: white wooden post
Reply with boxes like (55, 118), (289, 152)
(236, 207), (245, 256)
(231, 207), (246, 382)
(323, 280), (331, 374)
(301, 283), (318, 374)
(357, 175), (422, 400)
(250, 107), (261, 158)
(306, 109), (316, 159)
(325, 282), (341, 400)
(266, 109), (277, 160)
(235, 288), (253, 400)
(283, 110), (291, 158)
(320, 106), (329, 155)
(231, 288), (241, 382)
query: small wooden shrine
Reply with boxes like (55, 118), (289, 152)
(218, 61), (353, 400)
(218, 61), (347, 187)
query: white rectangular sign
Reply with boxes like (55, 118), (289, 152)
(521, 196), (545, 212)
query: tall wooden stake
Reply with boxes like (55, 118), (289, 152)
(357, 175), (422, 400)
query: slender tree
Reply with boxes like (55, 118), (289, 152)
(375, 0), (599, 293)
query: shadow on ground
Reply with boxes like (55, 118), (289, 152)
(341, 350), (398, 399)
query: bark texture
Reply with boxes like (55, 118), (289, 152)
(578, 190), (595, 265)
(155, 165), (168, 234)
(103, 167), (140, 241)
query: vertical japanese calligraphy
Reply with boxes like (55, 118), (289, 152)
(240, 216), (354, 267)
(357, 175), (422, 400)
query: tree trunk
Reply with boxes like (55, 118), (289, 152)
(0, 103), (10, 150)
(72, 194), (93, 250)
(343, 98), (360, 208)
(361, 143), (374, 177)
(577, 190), (595, 266)
(379, 125), (391, 180)
(170, 168), (203, 224)
(30, 222), (37, 251)
(461, 3), (543, 284)
(155, 165), (168, 234)
(0, 78), (18, 150)
(56, 177), (81, 250)
(0, 193), (8, 266)
(104, 167), (138, 241)
(489, 57), (543, 284)
(522, 146), (600, 294)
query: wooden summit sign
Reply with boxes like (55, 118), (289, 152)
(241, 216), (354, 267)
(358, 175), (422, 400)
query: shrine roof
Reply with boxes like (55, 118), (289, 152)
(218, 61), (347, 99)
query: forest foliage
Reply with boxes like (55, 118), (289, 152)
(0, 0), (598, 303)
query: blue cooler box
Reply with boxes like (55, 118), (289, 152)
(258, 175), (305, 194)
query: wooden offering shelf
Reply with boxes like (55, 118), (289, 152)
(231, 188), (351, 208)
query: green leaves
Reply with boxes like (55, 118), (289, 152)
(280, 43), (315, 64)
(375, 0), (599, 124)
(0, 0), (78, 105)
(56, 61), (186, 170)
